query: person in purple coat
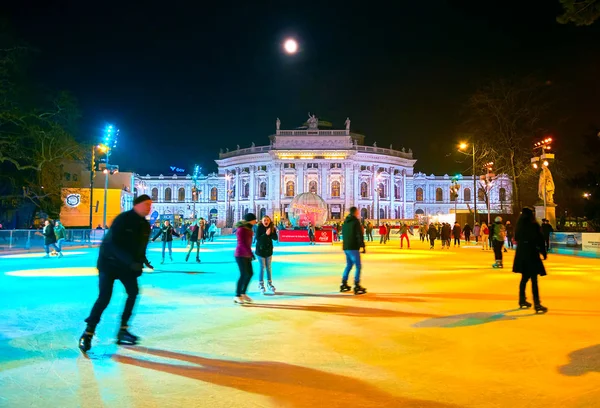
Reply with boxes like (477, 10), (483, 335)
(234, 213), (258, 304)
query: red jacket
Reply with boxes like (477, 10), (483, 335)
(379, 225), (387, 235)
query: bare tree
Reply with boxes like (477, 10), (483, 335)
(558, 0), (600, 26)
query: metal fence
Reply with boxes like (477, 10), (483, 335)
(0, 229), (108, 251)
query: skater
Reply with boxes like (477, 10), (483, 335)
(386, 223), (391, 242)
(505, 220), (514, 250)
(491, 216), (506, 268)
(340, 207), (366, 295)
(541, 219), (554, 252)
(480, 222), (489, 250)
(78, 194), (154, 353)
(452, 222), (461, 247)
(463, 223), (472, 243)
(185, 220), (202, 262)
(42, 220), (62, 258)
(208, 222), (217, 242)
(54, 220), (67, 251)
(513, 207), (548, 313)
(255, 215), (278, 294)
(365, 221), (374, 242)
(428, 223), (437, 249)
(419, 224), (427, 242)
(234, 213), (258, 304)
(379, 224), (387, 244)
(473, 222), (480, 244)
(151, 220), (180, 263)
(307, 222), (316, 245)
(399, 223), (412, 249)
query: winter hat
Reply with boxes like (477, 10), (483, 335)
(244, 213), (257, 222)
(495, 216), (503, 223)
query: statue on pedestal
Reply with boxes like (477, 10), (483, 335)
(345, 117), (351, 131)
(373, 141), (377, 147)
(236, 144), (240, 150)
(276, 118), (281, 131)
(402, 147), (406, 153)
(251, 142), (255, 148)
(307, 113), (318, 129)
(538, 166), (555, 204)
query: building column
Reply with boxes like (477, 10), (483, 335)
(249, 166), (256, 216)
(321, 166), (327, 198)
(297, 164), (304, 194)
(402, 170), (407, 219)
(390, 167), (395, 219)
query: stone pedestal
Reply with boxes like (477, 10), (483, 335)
(535, 204), (556, 229)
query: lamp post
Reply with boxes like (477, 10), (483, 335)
(459, 142), (477, 226)
(531, 137), (554, 221)
(100, 125), (119, 229)
(192, 165), (201, 219)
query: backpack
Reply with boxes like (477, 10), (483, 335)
(495, 224), (506, 241)
(483, 226), (489, 235)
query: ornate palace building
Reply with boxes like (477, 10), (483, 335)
(134, 116), (512, 226)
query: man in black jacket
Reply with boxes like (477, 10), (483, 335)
(541, 219), (554, 252)
(79, 194), (154, 353)
(340, 207), (366, 295)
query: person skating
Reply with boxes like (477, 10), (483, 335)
(399, 223), (412, 249)
(463, 223), (472, 243)
(541, 219), (554, 253)
(513, 207), (548, 313)
(505, 221), (514, 250)
(54, 221), (67, 252)
(428, 223), (437, 249)
(307, 222), (316, 245)
(340, 207), (366, 294)
(441, 223), (451, 249)
(208, 222), (217, 242)
(78, 195), (154, 353)
(452, 222), (461, 247)
(234, 213), (258, 304)
(480, 222), (490, 250)
(151, 220), (180, 263)
(255, 215), (278, 294)
(365, 221), (374, 242)
(386, 223), (391, 242)
(185, 220), (202, 262)
(379, 224), (387, 244)
(473, 222), (481, 244)
(42, 220), (62, 258)
(491, 217), (507, 268)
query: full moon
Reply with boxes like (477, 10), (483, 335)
(284, 39), (298, 54)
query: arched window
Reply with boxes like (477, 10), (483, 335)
(499, 187), (507, 202)
(415, 209), (425, 215)
(210, 187), (218, 201)
(164, 187), (172, 202)
(394, 184), (400, 199)
(243, 183), (250, 198)
(435, 188), (443, 202)
(259, 182), (267, 198)
(331, 181), (340, 197)
(73, 174), (78, 181)
(361, 208), (368, 219)
(361, 182), (368, 198)
(464, 188), (471, 202)
(259, 207), (267, 218)
(478, 188), (485, 201)
(309, 180), (318, 193)
(64, 172), (71, 181)
(151, 188), (158, 201)
(286, 181), (295, 197)
(378, 183), (385, 199)
(178, 187), (185, 202)
(379, 208), (385, 219)
(244, 208), (249, 216)
(416, 188), (424, 202)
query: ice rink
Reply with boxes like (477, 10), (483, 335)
(1, 236), (599, 407)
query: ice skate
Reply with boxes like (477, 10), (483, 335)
(534, 304), (548, 314)
(519, 299), (532, 309)
(170, 256), (173, 262)
(353, 284), (367, 295)
(234, 296), (245, 304)
(242, 294), (253, 303)
(116, 328), (139, 345)
(78, 332), (93, 353)
(267, 281), (276, 293)
(258, 281), (266, 294)
(492, 261), (503, 268)
(160, 259), (165, 264)
(196, 258), (201, 263)
(340, 282), (352, 292)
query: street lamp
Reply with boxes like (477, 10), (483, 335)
(459, 142), (477, 227)
(584, 192), (591, 199)
(100, 125), (119, 228)
(192, 164), (201, 219)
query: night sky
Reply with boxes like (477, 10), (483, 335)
(5, 0), (600, 176)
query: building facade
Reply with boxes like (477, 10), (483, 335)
(134, 117), (512, 226)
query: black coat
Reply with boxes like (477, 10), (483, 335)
(255, 223), (278, 257)
(463, 225), (472, 235)
(42, 225), (56, 245)
(427, 226), (437, 239)
(152, 224), (179, 242)
(441, 224), (451, 240)
(512, 221), (547, 276)
(452, 225), (461, 237)
(342, 215), (363, 250)
(505, 224), (514, 238)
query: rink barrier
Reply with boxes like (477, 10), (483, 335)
(0, 229), (107, 251)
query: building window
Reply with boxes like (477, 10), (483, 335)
(178, 187), (185, 202)
(378, 183), (385, 199)
(331, 181), (340, 197)
(478, 188), (485, 201)
(259, 182), (267, 198)
(73, 174), (78, 181)
(258, 165), (267, 171)
(499, 187), (507, 202)
(360, 165), (368, 171)
(307, 163), (318, 169)
(164, 187), (172, 202)
(436, 188), (443, 202)
(330, 163), (342, 169)
(243, 183), (250, 198)
(151, 188), (158, 201)
(231, 185), (236, 199)
(309, 180), (318, 193)
(286, 181), (295, 197)
(464, 188), (471, 202)
(379, 208), (385, 219)
(243, 167), (250, 173)
(394, 184), (400, 199)
(210, 187), (218, 201)
(361, 208), (368, 219)
(416, 188), (424, 202)
(361, 182), (368, 198)
(64, 172), (71, 181)
(394, 169), (400, 175)
(284, 163), (296, 169)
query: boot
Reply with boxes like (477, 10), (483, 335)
(117, 328), (139, 345)
(340, 282), (351, 292)
(267, 280), (276, 293)
(353, 284), (367, 295)
(196, 258), (201, 263)
(534, 304), (548, 314)
(519, 298), (532, 309)
(258, 281), (265, 294)
(78, 332), (93, 353)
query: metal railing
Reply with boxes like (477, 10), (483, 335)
(218, 144), (414, 160)
(0, 229), (108, 251)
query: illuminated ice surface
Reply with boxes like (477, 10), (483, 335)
(1, 237), (600, 407)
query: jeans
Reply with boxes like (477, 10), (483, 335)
(257, 255), (272, 282)
(342, 250), (362, 284)
(519, 273), (540, 304)
(235, 257), (253, 296)
(493, 239), (504, 261)
(162, 240), (173, 259)
(85, 270), (139, 330)
(187, 241), (200, 260)
(56, 238), (65, 251)
(44, 243), (60, 254)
